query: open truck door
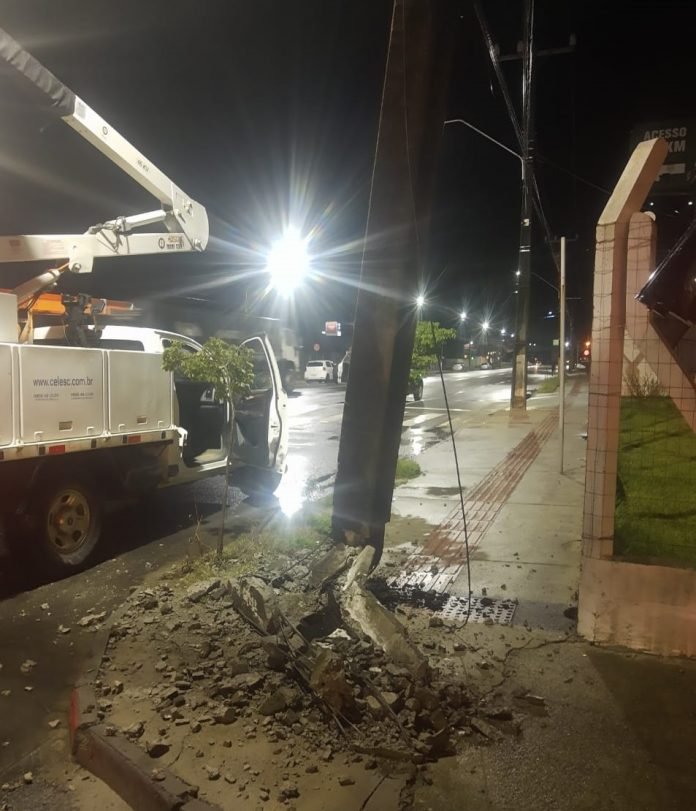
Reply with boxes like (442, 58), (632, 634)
(231, 335), (288, 497)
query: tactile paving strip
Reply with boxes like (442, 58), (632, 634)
(434, 594), (517, 625)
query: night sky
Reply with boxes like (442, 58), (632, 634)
(0, 0), (694, 346)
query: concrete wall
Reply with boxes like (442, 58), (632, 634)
(579, 557), (696, 657)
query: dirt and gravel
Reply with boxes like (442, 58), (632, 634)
(0, 532), (546, 811)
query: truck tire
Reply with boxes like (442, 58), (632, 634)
(233, 467), (282, 500)
(32, 478), (103, 575)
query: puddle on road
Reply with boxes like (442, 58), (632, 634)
(426, 486), (462, 497)
(402, 424), (451, 457)
(274, 456), (335, 518)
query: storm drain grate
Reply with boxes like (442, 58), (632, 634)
(434, 594), (517, 626)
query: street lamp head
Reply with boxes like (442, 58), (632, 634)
(416, 294), (425, 308)
(500, 328), (506, 335)
(482, 320), (489, 331)
(460, 310), (467, 321)
(265, 227), (310, 296)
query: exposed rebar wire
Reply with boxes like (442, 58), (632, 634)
(430, 320), (472, 624)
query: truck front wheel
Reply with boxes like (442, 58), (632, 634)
(32, 479), (103, 575)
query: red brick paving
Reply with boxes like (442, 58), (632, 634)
(395, 410), (559, 593)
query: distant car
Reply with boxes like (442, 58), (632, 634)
(304, 360), (334, 383)
(480, 362), (491, 370)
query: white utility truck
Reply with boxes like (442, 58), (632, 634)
(0, 30), (288, 574)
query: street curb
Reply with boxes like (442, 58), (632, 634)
(69, 686), (222, 811)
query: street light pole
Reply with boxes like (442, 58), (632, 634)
(559, 236), (566, 473)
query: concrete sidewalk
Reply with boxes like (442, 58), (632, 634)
(385, 373), (696, 811)
(389, 373), (586, 631)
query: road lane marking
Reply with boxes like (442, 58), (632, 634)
(404, 406), (471, 412)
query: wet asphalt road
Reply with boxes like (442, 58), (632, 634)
(0, 367), (519, 781)
(276, 366), (518, 510)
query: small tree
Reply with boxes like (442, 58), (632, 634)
(162, 337), (254, 559)
(410, 321), (456, 385)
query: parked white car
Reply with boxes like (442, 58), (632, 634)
(304, 360), (334, 383)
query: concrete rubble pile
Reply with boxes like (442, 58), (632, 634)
(88, 542), (521, 807)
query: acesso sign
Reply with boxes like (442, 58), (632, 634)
(641, 126), (687, 153)
(631, 120), (696, 194)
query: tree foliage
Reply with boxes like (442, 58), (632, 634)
(162, 337), (254, 403)
(162, 337), (254, 559)
(410, 321), (456, 383)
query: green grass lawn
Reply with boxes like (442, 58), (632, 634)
(395, 457), (422, 482)
(614, 397), (696, 566)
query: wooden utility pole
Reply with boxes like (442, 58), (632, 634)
(331, 0), (456, 560)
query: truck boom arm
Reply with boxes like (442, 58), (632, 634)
(0, 27), (209, 282)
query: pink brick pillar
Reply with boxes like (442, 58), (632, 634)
(582, 139), (668, 560)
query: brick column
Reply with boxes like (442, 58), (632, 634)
(582, 139), (668, 560)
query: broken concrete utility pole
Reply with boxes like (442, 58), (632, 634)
(332, 0), (456, 560)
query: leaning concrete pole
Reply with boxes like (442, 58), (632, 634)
(582, 137), (668, 560)
(332, 0), (456, 558)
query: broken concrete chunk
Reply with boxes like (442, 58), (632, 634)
(215, 707), (237, 725)
(259, 687), (297, 717)
(471, 717), (503, 741)
(338, 776), (355, 786)
(229, 672), (265, 692)
(229, 576), (278, 633)
(187, 579), (221, 603)
(342, 572), (429, 681)
(124, 721), (144, 739)
(309, 650), (356, 716)
(146, 741), (170, 759)
(308, 544), (354, 588)
(414, 687), (439, 711)
(19, 659), (37, 674)
(78, 611), (107, 627)
(365, 695), (385, 720)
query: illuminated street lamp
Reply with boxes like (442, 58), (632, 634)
(482, 320), (489, 332)
(266, 227), (310, 296)
(500, 327), (506, 336)
(459, 310), (467, 321)
(416, 294), (425, 308)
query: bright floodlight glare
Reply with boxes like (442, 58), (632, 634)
(416, 294), (425, 307)
(266, 228), (310, 296)
(460, 310), (467, 321)
(500, 328), (506, 335)
(482, 320), (489, 331)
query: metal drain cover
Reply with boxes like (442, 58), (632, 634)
(435, 594), (517, 626)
